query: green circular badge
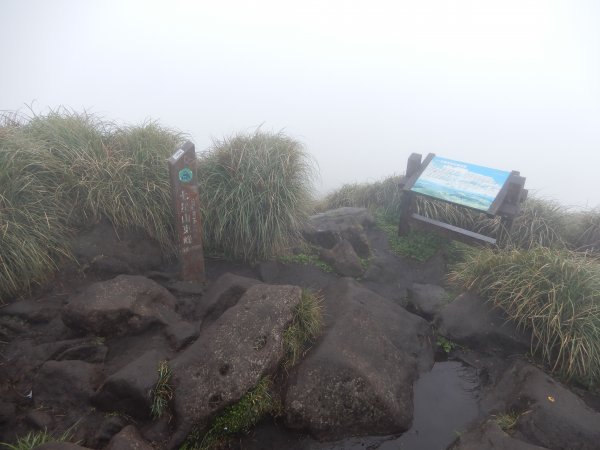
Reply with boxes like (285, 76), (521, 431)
(179, 167), (193, 183)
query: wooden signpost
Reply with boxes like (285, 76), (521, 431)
(399, 153), (527, 246)
(168, 141), (206, 283)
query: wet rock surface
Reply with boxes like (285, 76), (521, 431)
(62, 275), (178, 336)
(481, 360), (600, 450)
(1, 213), (599, 450)
(435, 292), (531, 354)
(450, 420), (550, 450)
(168, 283), (303, 448)
(302, 207), (374, 258)
(93, 349), (166, 419)
(283, 278), (434, 440)
(407, 282), (451, 319)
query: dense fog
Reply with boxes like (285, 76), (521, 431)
(1, 0), (599, 208)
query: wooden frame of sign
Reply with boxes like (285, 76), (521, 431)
(398, 153), (527, 247)
(168, 141), (206, 283)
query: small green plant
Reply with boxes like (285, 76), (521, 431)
(359, 256), (371, 272)
(1, 424), (76, 449)
(181, 377), (279, 450)
(375, 213), (447, 262)
(278, 247), (333, 273)
(284, 290), (324, 368)
(150, 360), (173, 419)
(494, 411), (521, 431)
(436, 336), (457, 354)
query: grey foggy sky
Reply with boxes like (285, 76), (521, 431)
(1, 0), (599, 208)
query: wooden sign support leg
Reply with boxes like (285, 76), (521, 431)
(398, 153), (422, 236)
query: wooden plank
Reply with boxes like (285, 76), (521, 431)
(410, 213), (497, 246)
(402, 153), (435, 191)
(168, 141), (206, 283)
(487, 170), (518, 215)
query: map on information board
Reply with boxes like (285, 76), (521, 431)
(411, 156), (510, 212)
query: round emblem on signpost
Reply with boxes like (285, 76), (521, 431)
(179, 167), (193, 183)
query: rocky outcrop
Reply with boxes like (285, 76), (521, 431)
(450, 420), (549, 450)
(72, 218), (162, 274)
(302, 207), (374, 258)
(167, 283), (303, 448)
(33, 360), (102, 411)
(482, 360), (600, 450)
(284, 278), (434, 440)
(194, 273), (260, 326)
(93, 350), (166, 419)
(435, 292), (530, 354)
(319, 239), (364, 277)
(62, 275), (178, 337)
(36, 444), (94, 450)
(104, 425), (154, 450)
(407, 283), (450, 320)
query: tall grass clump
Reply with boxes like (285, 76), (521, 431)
(564, 209), (600, 253)
(318, 175), (404, 221)
(505, 198), (568, 249)
(198, 130), (316, 262)
(0, 109), (185, 301)
(20, 110), (183, 249)
(283, 289), (324, 368)
(0, 117), (72, 302)
(448, 246), (600, 387)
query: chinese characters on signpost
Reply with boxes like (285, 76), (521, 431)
(168, 141), (205, 283)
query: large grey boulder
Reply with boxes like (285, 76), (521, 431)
(434, 292), (530, 354)
(194, 273), (260, 326)
(36, 444), (94, 450)
(33, 360), (102, 410)
(167, 283), (302, 449)
(303, 207), (374, 258)
(482, 360), (600, 450)
(319, 239), (364, 277)
(450, 420), (549, 450)
(62, 275), (178, 337)
(104, 425), (153, 450)
(407, 283), (451, 320)
(93, 349), (166, 419)
(283, 278), (434, 440)
(72, 218), (162, 274)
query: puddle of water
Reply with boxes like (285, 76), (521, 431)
(237, 361), (481, 450)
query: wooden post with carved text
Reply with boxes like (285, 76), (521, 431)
(168, 141), (206, 283)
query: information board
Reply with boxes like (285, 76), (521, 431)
(410, 156), (511, 212)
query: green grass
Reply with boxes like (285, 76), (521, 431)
(0, 111), (319, 302)
(198, 130), (316, 262)
(278, 246), (333, 273)
(150, 360), (173, 419)
(448, 246), (600, 387)
(181, 377), (279, 450)
(320, 174), (591, 253)
(375, 213), (448, 262)
(0, 109), (184, 302)
(493, 411), (522, 431)
(283, 289), (324, 368)
(180, 289), (323, 449)
(0, 423), (77, 449)
(317, 175), (404, 222)
(436, 336), (458, 354)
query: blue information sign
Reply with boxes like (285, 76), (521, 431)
(411, 157), (510, 212)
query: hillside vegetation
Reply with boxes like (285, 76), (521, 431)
(322, 175), (600, 386)
(0, 110), (314, 301)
